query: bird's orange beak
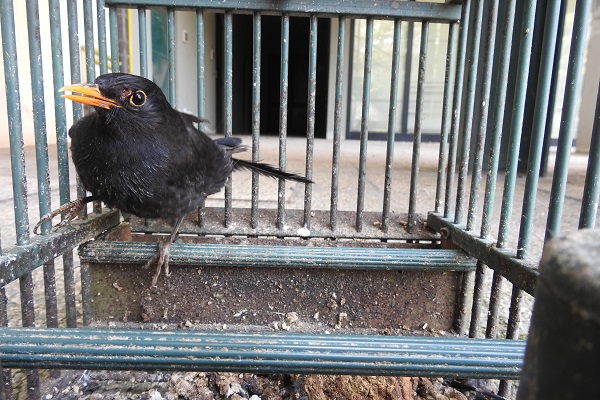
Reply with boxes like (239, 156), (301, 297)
(59, 84), (122, 110)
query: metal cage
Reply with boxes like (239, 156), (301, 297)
(1, 0), (599, 399)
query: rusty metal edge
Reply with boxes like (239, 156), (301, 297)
(0, 210), (120, 285)
(427, 212), (538, 295)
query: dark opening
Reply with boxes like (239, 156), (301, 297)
(216, 15), (330, 138)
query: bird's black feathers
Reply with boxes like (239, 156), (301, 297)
(68, 72), (311, 220)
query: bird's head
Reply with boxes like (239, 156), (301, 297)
(60, 73), (171, 124)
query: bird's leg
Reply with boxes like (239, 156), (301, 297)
(33, 196), (97, 234)
(144, 215), (185, 287)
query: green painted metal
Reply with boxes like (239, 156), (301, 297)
(427, 213), (538, 296)
(1, 0), (30, 246)
(498, 0), (537, 249)
(109, 6), (119, 71)
(0, 211), (120, 286)
(482, 0), (517, 238)
(435, 22), (458, 215)
(329, 17), (345, 231)
(139, 7), (148, 77)
(277, 14), (290, 230)
(48, 0), (71, 208)
(224, 11), (233, 227)
(467, 0), (498, 232)
(84, 0), (96, 83)
(545, 0), (593, 240)
(0, 328), (524, 379)
(444, 0), (471, 219)
(356, 17), (373, 233)
(455, 0), (484, 225)
(446, 1), (472, 335)
(167, 8), (175, 104)
(382, 19), (402, 232)
(483, 0), (517, 343)
(517, 0), (562, 259)
(196, 10), (204, 119)
(251, 12), (261, 229)
(407, 22), (429, 233)
(97, 0), (109, 74)
(579, 83), (600, 229)
(303, 15), (317, 230)
(104, 0), (462, 22)
(541, 0), (568, 176)
(26, 0), (52, 236)
(79, 241), (477, 271)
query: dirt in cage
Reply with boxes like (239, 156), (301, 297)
(34, 370), (490, 400)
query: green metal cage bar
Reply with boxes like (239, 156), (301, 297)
(355, 17), (373, 233)
(0, 328), (525, 380)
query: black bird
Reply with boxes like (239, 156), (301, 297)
(37, 73), (311, 286)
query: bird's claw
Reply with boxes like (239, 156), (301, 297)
(33, 198), (90, 234)
(144, 241), (171, 287)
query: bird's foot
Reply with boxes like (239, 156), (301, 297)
(143, 241), (171, 287)
(33, 197), (92, 234)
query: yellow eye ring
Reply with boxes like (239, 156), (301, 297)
(129, 90), (146, 107)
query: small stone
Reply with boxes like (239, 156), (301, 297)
(285, 312), (299, 325)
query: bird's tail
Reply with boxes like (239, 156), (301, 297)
(232, 158), (313, 184)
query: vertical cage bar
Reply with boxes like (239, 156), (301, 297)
(81, 262), (92, 325)
(84, 0), (95, 82)
(196, 10), (205, 120)
(407, 21), (429, 233)
(468, 260), (486, 338)
(499, 285), (524, 398)
(109, 6), (119, 72)
(196, 9), (206, 227)
(19, 274), (40, 399)
(27, 0), (53, 233)
(444, 0), (471, 219)
(579, 83), (600, 229)
(356, 17), (373, 232)
(66, 0), (83, 329)
(303, 15), (317, 230)
(28, 0), (59, 338)
(251, 12), (261, 229)
(541, 0), (568, 176)
(167, 8), (176, 105)
(84, 0), (104, 213)
(43, 260), (58, 328)
(224, 11), (233, 227)
(0, 259), (12, 399)
(382, 19), (402, 232)
(545, 0), (593, 240)
(517, 0), (562, 259)
(67, 0), (88, 218)
(450, 0), (472, 333)
(481, 0), (517, 238)
(1, 0), (30, 245)
(435, 22), (458, 214)
(139, 7), (148, 77)
(330, 17), (345, 231)
(454, 0), (484, 225)
(466, 0), (498, 232)
(49, 0), (70, 207)
(486, 273), (504, 338)
(497, 0), (537, 249)
(277, 14), (290, 230)
(97, 0), (109, 75)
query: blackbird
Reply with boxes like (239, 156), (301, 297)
(37, 72), (311, 286)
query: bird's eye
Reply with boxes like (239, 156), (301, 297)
(129, 90), (146, 107)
